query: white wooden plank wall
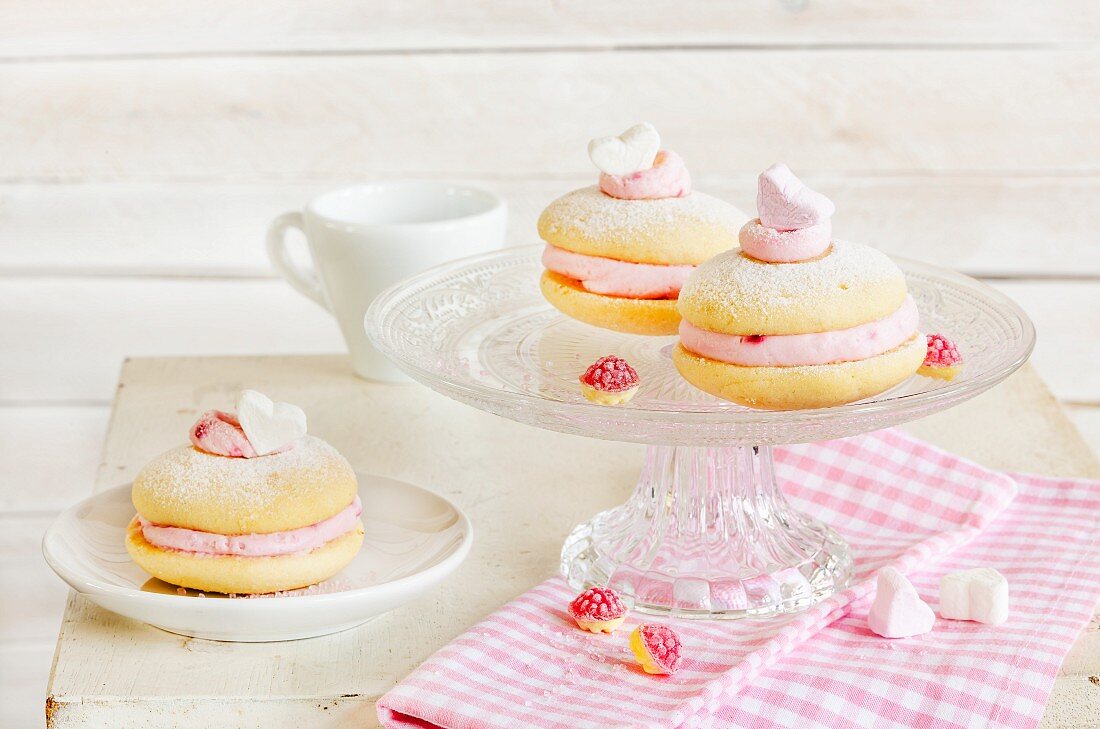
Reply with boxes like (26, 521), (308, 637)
(1, 3), (1098, 726)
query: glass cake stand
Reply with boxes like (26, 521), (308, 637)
(366, 245), (1034, 619)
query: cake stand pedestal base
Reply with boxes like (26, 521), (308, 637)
(560, 443), (854, 618)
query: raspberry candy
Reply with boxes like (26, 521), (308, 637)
(568, 586), (628, 633)
(579, 355), (640, 406)
(917, 334), (964, 381)
(630, 624), (683, 675)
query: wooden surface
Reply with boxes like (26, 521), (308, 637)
(6, 52), (1100, 178)
(4, 1), (1098, 57)
(2, 2), (1099, 726)
(37, 356), (1100, 728)
(5, 177), (1100, 278)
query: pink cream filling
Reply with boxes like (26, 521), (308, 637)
(138, 496), (362, 557)
(542, 245), (694, 299)
(680, 295), (919, 367)
(598, 150), (692, 200)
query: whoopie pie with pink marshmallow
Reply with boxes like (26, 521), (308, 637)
(673, 164), (927, 410)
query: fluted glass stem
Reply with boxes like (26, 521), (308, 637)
(561, 444), (852, 617)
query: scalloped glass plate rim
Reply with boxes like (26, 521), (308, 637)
(366, 244), (1035, 429)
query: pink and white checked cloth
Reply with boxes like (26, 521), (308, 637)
(377, 429), (1100, 729)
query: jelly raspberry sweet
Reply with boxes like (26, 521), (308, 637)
(922, 334), (961, 367)
(568, 586), (628, 633)
(630, 624), (683, 675)
(579, 355), (640, 405)
(581, 355), (639, 392)
(918, 333), (964, 381)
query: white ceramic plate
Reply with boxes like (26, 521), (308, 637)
(42, 473), (472, 642)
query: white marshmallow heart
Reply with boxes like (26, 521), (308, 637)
(757, 163), (836, 230)
(236, 390), (307, 456)
(587, 123), (661, 176)
(939, 567), (1009, 625)
(867, 567), (936, 639)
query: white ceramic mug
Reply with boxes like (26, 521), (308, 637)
(267, 182), (507, 382)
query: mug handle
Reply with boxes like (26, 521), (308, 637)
(266, 211), (328, 310)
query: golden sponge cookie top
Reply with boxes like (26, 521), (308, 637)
(537, 186), (747, 265)
(132, 435), (358, 535)
(678, 241), (908, 335)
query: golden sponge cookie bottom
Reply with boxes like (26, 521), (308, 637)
(126, 517), (365, 595)
(672, 334), (925, 410)
(541, 270), (680, 336)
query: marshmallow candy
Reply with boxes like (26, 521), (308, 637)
(189, 410), (258, 458)
(588, 123), (661, 177)
(867, 567), (936, 638)
(236, 390), (308, 456)
(939, 568), (1009, 625)
(741, 163), (836, 263)
(757, 163), (835, 231)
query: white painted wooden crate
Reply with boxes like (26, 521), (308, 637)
(42, 357), (1100, 728)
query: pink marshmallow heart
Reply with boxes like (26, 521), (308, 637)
(867, 567), (936, 639)
(189, 410), (258, 458)
(757, 163), (836, 231)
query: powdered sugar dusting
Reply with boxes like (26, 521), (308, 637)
(680, 241), (904, 326)
(134, 435), (344, 515)
(540, 185), (742, 242)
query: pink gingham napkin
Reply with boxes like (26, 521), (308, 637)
(378, 430), (1100, 729)
(715, 470), (1100, 728)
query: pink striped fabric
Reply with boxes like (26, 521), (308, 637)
(377, 430), (1100, 729)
